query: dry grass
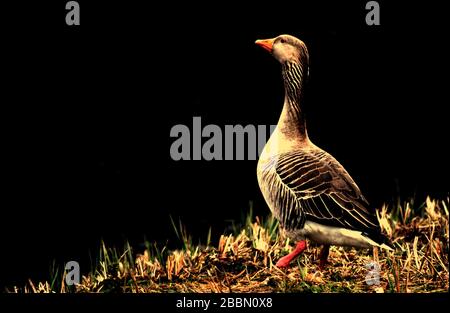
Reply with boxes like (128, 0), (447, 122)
(11, 197), (449, 293)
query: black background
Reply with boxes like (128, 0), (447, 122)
(1, 0), (448, 289)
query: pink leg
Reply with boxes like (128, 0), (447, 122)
(276, 240), (307, 268)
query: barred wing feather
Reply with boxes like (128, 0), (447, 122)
(270, 150), (380, 234)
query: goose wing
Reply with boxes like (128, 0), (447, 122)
(272, 149), (380, 233)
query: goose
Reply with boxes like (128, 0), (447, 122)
(255, 34), (393, 268)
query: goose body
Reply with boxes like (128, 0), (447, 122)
(255, 34), (392, 267)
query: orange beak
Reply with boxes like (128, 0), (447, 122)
(255, 38), (274, 53)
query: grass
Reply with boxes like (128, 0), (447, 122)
(9, 197), (449, 293)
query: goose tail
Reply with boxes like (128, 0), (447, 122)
(363, 231), (395, 251)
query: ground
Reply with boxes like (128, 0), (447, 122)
(12, 197), (449, 293)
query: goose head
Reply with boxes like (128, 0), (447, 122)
(255, 34), (309, 67)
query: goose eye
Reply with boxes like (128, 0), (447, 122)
(280, 39), (285, 44)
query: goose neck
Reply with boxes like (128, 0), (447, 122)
(277, 62), (308, 141)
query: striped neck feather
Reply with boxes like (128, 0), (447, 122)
(279, 61), (308, 141)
